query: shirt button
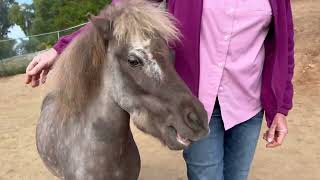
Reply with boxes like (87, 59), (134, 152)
(218, 63), (224, 68)
(219, 86), (224, 91)
(224, 35), (231, 41)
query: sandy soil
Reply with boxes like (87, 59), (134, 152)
(0, 0), (319, 179)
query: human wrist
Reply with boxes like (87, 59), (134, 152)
(276, 113), (286, 117)
(277, 107), (289, 116)
(49, 48), (58, 56)
(47, 48), (59, 65)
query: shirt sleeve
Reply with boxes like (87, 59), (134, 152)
(53, 24), (90, 54)
(278, 0), (295, 116)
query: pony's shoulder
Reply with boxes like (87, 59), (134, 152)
(41, 91), (58, 111)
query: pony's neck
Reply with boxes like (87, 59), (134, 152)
(82, 53), (133, 154)
(84, 90), (141, 178)
(78, 77), (131, 155)
(89, 91), (131, 140)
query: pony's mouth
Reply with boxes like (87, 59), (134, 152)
(176, 133), (191, 146)
(168, 126), (192, 147)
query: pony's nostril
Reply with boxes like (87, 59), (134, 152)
(188, 112), (198, 122)
(186, 112), (202, 130)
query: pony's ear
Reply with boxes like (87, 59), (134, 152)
(88, 14), (113, 40)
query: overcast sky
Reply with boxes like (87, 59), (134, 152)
(16, 0), (32, 4)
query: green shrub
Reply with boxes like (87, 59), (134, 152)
(0, 53), (35, 77)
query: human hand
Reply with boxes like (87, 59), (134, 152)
(25, 48), (58, 87)
(263, 113), (288, 148)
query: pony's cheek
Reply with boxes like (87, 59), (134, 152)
(130, 112), (149, 132)
(130, 111), (162, 138)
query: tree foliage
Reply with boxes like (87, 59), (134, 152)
(1, 0), (111, 60)
(9, 3), (34, 36)
(0, 39), (16, 59)
(0, 0), (15, 38)
(31, 0), (110, 35)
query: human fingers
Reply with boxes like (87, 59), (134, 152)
(26, 56), (40, 73)
(31, 72), (41, 88)
(263, 131), (268, 141)
(275, 130), (287, 145)
(25, 56), (40, 84)
(266, 140), (280, 148)
(28, 60), (48, 76)
(266, 130), (287, 148)
(41, 69), (50, 84)
(267, 122), (277, 143)
(25, 74), (32, 84)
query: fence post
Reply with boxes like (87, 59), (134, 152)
(57, 31), (60, 40)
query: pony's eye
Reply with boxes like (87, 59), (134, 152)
(128, 56), (143, 67)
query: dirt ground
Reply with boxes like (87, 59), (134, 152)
(0, 0), (319, 179)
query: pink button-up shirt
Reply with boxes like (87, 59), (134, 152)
(198, 0), (272, 130)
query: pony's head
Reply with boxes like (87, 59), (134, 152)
(57, 0), (209, 150)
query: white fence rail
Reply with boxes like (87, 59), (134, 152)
(0, 22), (88, 61)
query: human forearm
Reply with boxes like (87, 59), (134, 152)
(53, 24), (90, 54)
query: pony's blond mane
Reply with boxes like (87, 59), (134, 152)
(54, 0), (180, 115)
(112, 0), (180, 43)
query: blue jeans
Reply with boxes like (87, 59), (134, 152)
(183, 101), (263, 180)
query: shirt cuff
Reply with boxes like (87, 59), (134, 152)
(278, 107), (289, 116)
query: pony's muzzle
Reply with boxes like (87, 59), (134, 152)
(183, 108), (210, 141)
(186, 112), (205, 132)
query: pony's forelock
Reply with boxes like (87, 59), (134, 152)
(112, 0), (180, 43)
